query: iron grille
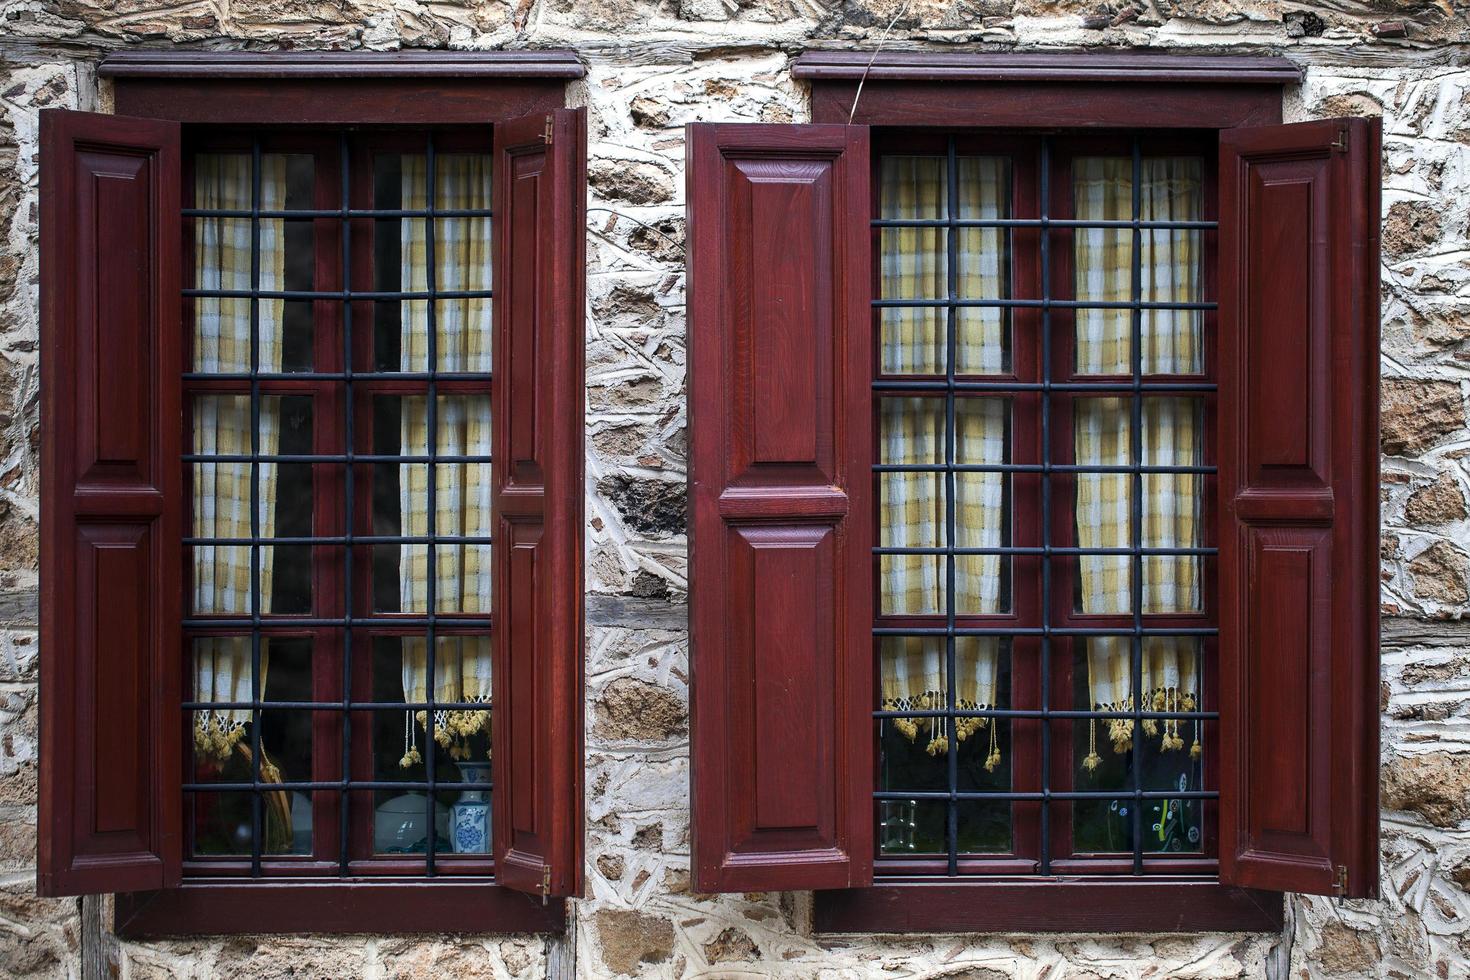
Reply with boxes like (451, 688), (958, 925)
(871, 134), (1221, 877)
(182, 133), (493, 878)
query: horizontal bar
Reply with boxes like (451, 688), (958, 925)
(872, 626), (1218, 637)
(185, 699), (492, 711)
(871, 217), (1218, 230)
(185, 535), (494, 546)
(873, 790), (1219, 802)
(874, 298), (1216, 311)
(184, 454), (492, 464)
(872, 380), (1215, 393)
(872, 463), (1216, 475)
(184, 207), (494, 219)
(185, 780), (493, 793)
(185, 371), (493, 382)
(184, 617), (492, 629)
(873, 708), (1218, 721)
(873, 546), (1216, 556)
(184, 289), (494, 301)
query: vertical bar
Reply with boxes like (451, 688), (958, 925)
(1037, 137), (1052, 877)
(1128, 138), (1145, 876)
(338, 133), (354, 877)
(248, 137), (264, 879)
(944, 136), (959, 877)
(423, 134), (440, 876)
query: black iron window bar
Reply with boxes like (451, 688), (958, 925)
(185, 133), (493, 878)
(871, 135), (1220, 878)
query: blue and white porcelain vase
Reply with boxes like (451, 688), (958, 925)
(450, 761), (492, 854)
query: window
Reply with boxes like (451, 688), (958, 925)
(183, 130), (498, 874)
(687, 53), (1382, 933)
(37, 53), (586, 935)
(872, 134), (1217, 876)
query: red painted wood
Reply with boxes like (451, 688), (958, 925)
(814, 879), (1283, 933)
(1217, 117), (1381, 899)
(114, 881), (565, 936)
(491, 108), (586, 899)
(39, 108), (183, 897)
(688, 123), (873, 893)
(812, 83), (1283, 130)
(792, 51), (1302, 86)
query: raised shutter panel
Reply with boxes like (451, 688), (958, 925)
(687, 123), (873, 893)
(491, 108), (586, 899)
(38, 109), (183, 897)
(1217, 117), (1381, 899)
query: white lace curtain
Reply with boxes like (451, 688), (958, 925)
(397, 154), (495, 768)
(192, 154), (286, 763)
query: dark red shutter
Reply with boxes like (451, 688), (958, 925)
(687, 123), (873, 893)
(1217, 117), (1381, 899)
(38, 109), (183, 897)
(491, 108), (586, 899)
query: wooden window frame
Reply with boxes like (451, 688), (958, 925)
(63, 51), (586, 937)
(796, 52), (1298, 935)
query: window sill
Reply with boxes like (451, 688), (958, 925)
(114, 880), (565, 938)
(814, 878), (1282, 934)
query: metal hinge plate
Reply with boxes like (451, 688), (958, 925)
(541, 864), (552, 905)
(544, 115), (555, 146)
(1331, 126), (1348, 153)
(1332, 864), (1349, 902)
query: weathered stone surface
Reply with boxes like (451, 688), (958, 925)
(1317, 920), (1383, 975)
(1406, 472), (1468, 525)
(703, 926), (760, 963)
(1383, 378), (1464, 456)
(595, 908), (674, 975)
(1385, 200), (1443, 259)
(1382, 751), (1470, 827)
(1408, 541), (1470, 605)
(589, 160), (675, 205)
(597, 474), (686, 538)
(594, 676), (688, 741)
(0, 878), (75, 979)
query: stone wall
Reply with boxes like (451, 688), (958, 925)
(3, 0), (1470, 976)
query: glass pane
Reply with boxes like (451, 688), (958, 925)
(1073, 156), (1204, 376)
(877, 638), (1012, 855)
(193, 153), (314, 374)
(371, 635), (491, 855)
(375, 153), (492, 374)
(192, 395), (312, 617)
(369, 395), (492, 614)
(1073, 397), (1131, 615)
(1071, 636), (1204, 855)
(877, 154), (1012, 376)
(955, 156), (1011, 375)
(879, 397), (1009, 615)
(1142, 397), (1203, 613)
(878, 156), (946, 373)
(1073, 397), (1202, 615)
(190, 637), (315, 857)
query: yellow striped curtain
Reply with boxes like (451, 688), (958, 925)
(192, 155), (286, 763)
(878, 154), (1010, 768)
(398, 154), (494, 767)
(1073, 157), (1203, 768)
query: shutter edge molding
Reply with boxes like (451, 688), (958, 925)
(38, 108), (184, 897)
(1217, 115), (1381, 900)
(687, 122), (874, 894)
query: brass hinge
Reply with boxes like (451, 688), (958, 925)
(1332, 864), (1349, 903)
(1331, 126), (1349, 153)
(544, 115), (555, 146)
(541, 864), (552, 905)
